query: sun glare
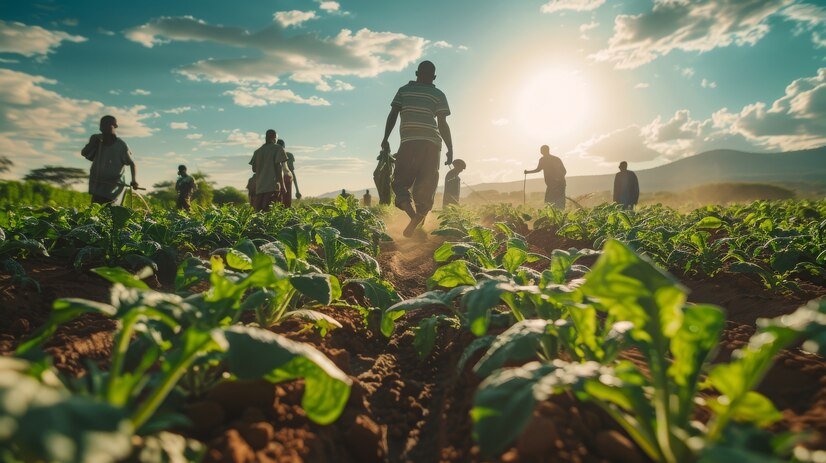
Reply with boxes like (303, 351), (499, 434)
(513, 68), (593, 143)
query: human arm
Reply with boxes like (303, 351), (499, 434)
(127, 160), (138, 189)
(524, 161), (542, 175)
(437, 114), (453, 166)
(631, 172), (640, 204)
(613, 174), (620, 203)
(292, 173), (301, 199)
(81, 134), (101, 160)
(381, 106), (400, 152)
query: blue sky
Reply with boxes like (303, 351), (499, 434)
(1, 0), (825, 195)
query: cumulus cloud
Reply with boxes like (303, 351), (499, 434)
(163, 106), (191, 114)
(185, 133), (203, 139)
(131, 88), (151, 96)
(541, 0), (605, 14)
(274, 10), (317, 28)
(432, 40), (452, 48)
(0, 20), (86, 57)
(318, 1), (343, 13)
(170, 122), (190, 129)
(592, 0), (792, 69)
(678, 66), (695, 78)
(224, 86), (330, 107)
(0, 68), (155, 178)
(701, 78), (717, 88)
(124, 15), (426, 101)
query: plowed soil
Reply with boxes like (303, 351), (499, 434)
(1, 216), (824, 463)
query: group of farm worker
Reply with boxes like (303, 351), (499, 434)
(79, 60), (640, 233)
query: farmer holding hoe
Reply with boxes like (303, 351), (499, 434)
(381, 60), (454, 237)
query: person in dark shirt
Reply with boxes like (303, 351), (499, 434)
(175, 164), (197, 211)
(613, 161), (640, 209)
(443, 158), (466, 207)
(363, 190), (372, 207)
(525, 145), (566, 209)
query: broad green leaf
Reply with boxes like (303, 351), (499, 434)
(175, 257), (210, 291)
(109, 205), (132, 230)
(434, 241), (457, 262)
(287, 309), (342, 336)
(697, 216), (723, 229)
(461, 279), (516, 336)
(427, 260), (476, 289)
(290, 273), (334, 305)
(457, 335), (495, 373)
(92, 266), (150, 290)
(17, 298), (117, 354)
(226, 249), (253, 271)
(501, 247), (527, 274)
(708, 391), (782, 428)
(413, 316), (441, 359)
(222, 326), (351, 425)
(473, 319), (551, 377)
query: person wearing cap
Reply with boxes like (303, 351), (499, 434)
(443, 158), (466, 207)
(175, 164), (198, 211)
(81, 115), (139, 204)
(249, 129), (287, 212)
(381, 60), (454, 237)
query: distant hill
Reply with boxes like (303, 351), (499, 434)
(317, 147), (826, 198)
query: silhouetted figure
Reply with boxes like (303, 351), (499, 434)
(249, 129), (287, 212)
(175, 164), (197, 211)
(363, 190), (372, 207)
(443, 158), (466, 207)
(246, 174), (256, 206)
(373, 148), (395, 206)
(613, 161), (639, 209)
(525, 145), (566, 209)
(381, 60), (454, 237)
(276, 139), (301, 207)
(340, 189), (352, 199)
(81, 115), (139, 204)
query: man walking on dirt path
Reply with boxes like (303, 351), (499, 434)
(525, 145), (566, 209)
(276, 139), (301, 207)
(613, 161), (639, 210)
(249, 129), (287, 212)
(175, 164), (197, 211)
(381, 60), (454, 237)
(81, 115), (139, 205)
(443, 158), (466, 207)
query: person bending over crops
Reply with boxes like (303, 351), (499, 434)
(381, 60), (454, 237)
(613, 161), (639, 210)
(81, 115), (139, 205)
(276, 139), (301, 208)
(175, 165), (197, 211)
(525, 145), (566, 209)
(443, 158), (466, 207)
(363, 189), (372, 207)
(249, 129), (287, 212)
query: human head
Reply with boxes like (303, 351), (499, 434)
(265, 129), (277, 143)
(277, 139), (285, 148)
(99, 115), (118, 135)
(341, 189), (346, 194)
(540, 145), (550, 156)
(365, 189), (369, 194)
(415, 61), (436, 84)
(619, 161), (628, 171)
(452, 159), (466, 172)
(178, 164), (187, 175)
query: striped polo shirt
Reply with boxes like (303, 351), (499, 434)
(391, 81), (451, 147)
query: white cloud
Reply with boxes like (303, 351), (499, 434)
(0, 68), (155, 178)
(124, 16), (428, 92)
(634, 82), (650, 89)
(781, 2), (826, 48)
(678, 66), (695, 78)
(274, 10), (317, 28)
(315, 79), (354, 92)
(0, 20), (86, 57)
(97, 27), (115, 36)
(573, 125), (663, 162)
(701, 78), (717, 89)
(109, 89), (121, 95)
(318, 1), (341, 13)
(59, 18), (79, 27)
(163, 106), (191, 114)
(591, 0), (792, 69)
(541, 0), (605, 14)
(185, 133), (203, 139)
(579, 21), (600, 39)
(432, 40), (452, 48)
(170, 122), (190, 129)
(131, 88), (151, 96)
(224, 86), (330, 107)
(491, 118), (509, 126)
(458, 45), (469, 51)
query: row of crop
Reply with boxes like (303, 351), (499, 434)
(474, 200), (826, 291)
(380, 209), (826, 462)
(0, 197), (401, 462)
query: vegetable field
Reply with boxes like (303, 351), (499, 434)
(1, 199), (825, 463)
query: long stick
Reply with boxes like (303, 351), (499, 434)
(523, 174), (527, 205)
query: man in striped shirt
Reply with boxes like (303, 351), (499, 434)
(381, 60), (454, 237)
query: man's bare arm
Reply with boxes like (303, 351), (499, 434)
(437, 115), (453, 165)
(381, 107), (400, 151)
(524, 162), (542, 174)
(128, 160), (139, 188)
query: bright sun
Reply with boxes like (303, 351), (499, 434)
(513, 68), (593, 143)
